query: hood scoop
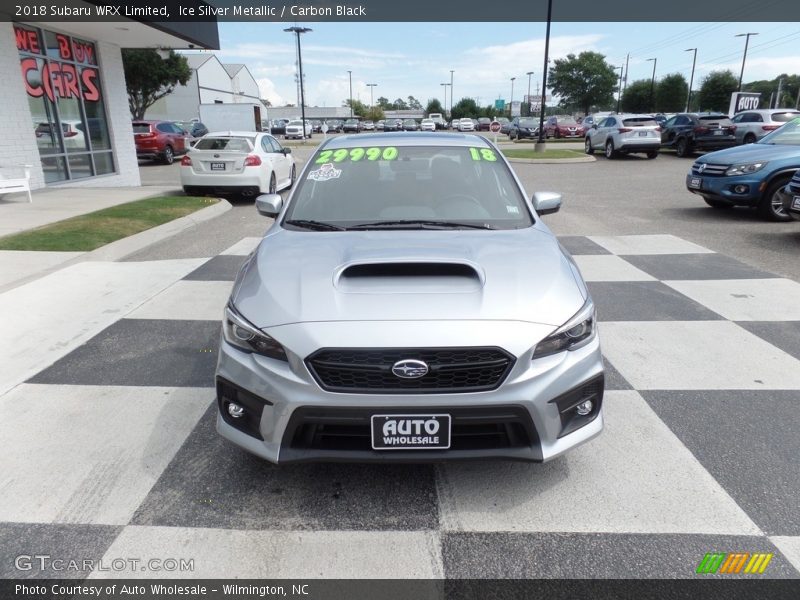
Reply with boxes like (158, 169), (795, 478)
(335, 261), (484, 294)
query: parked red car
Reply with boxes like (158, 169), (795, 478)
(544, 116), (586, 139)
(133, 120), (188, 164)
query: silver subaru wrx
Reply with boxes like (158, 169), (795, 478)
(216, 132), (604, 463)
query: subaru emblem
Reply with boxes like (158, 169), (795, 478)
(698, 163), (706, 173)
(391, 359), (429, 379)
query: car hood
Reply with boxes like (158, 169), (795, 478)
(233, 228), (585, 329)
(696, 143), (800, 164)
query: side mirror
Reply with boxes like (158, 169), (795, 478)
(532, 191), (562, 216)
(283, 147), (292, 155)
(255, 194), (283, 217)
(591, 124), (598, 129)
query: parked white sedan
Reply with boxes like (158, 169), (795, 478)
(180, 132), (296, 198)
(457, 118), (475, 132)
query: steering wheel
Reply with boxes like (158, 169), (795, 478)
(435, 194), (491, 219)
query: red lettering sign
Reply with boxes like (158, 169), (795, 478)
(57, 34), (72, 61)
(81, 69), (100, 102)
(20, 59), (101, 103)
(72, 40), (96, 65)
(14, 26), (40, 54)
(20, 58), (43, 98)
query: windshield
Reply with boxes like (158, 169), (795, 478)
(193, 136), (254, 151)
(771, 112), (800, 122)
(132, 123), (152, 134)
(559, 118), (578, 126)
(284, 145), (533, 230)
(288, 121), (304, 126)
(519, 119), (538, 127)
(759, 117), (800, 145)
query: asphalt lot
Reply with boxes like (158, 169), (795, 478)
(137, 141), (800, 281)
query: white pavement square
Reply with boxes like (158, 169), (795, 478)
(600, 321), (800, 390)
(220, 237), (262, 256)
(770, 537), (800, 573)
(436, 391), (761, 536)
(588, 235), (715, 256)
(0, 258), (205, 396)
(0, 250), (83, 288)
(0, 384), (211, 526)
(127, 280), (233, 321)
(89, 527), (444, 579)
(573, 255), (657, 282)
(664, 278), (800, 321)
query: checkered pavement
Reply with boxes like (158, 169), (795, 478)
(1, 234), (799, 580)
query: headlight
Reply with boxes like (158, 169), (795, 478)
(725, 162), (767, 176)
(223, 304), (287, 361)
(533, 298), (596, 359)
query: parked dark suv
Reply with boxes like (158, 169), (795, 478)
(661, 113), (736, 158)
(133, 120), (188, 164)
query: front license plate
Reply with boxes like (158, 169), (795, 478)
(371, 414), (451, 450)
(713, 130), (723, 135)
(210, 162), (226, 171)
(689, 177), (702, 189)
(793, 196), (800, 210)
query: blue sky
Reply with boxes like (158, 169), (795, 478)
(211, 21), (800, 108)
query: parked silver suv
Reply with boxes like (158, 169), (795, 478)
(585, 113), (661, 159)
(215, 133), (604, 463)
(730, 109), (800, 145)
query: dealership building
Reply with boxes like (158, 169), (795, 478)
(0, 14), (219, 190)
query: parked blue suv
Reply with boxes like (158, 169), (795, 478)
(685, 117), (800, 221)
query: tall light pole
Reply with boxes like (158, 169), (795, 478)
(685, 48), (697, 111)
(440, 83), (451, 117)
(347, 70), (353, 118)
(735, 32), (758, 91)
(450, 70), (454, 115)
(285, 26), (312, 135)
(536, 0), (553, 150)
(366, 83), (377, 110)
(612, 65), (623, 113)
(510, 77), (516, 117)
(646, 57), (657, 112)
(525, 71), (534, 116)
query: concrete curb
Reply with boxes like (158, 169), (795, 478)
(507, 156), (596, 164)
(0, 199), (231, 293)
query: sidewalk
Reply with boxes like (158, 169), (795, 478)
(0, 185), (228, 291)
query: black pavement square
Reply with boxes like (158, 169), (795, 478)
(557, 236), (612, 256)
(736, 321), (800, 361)
(183, 255), (247, 281)
(622, 253), (779, 281)
(441, 532), (799, 579)
(0, 522), (121, 578)
(602, 356), (633, 390)
(644, 390), (800, 536)
(589, 281), (723, 321)
(131, 406), (439, 531)
(29, 319), (220, 387)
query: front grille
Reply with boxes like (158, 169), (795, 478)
(692, 162), (728, 176)
(788, 171), (800, 195)
(284, 406), (536, 452)
(305, 347), (515, 393)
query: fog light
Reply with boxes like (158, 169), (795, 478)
(227, 402), (245, 418)
(734, 184), (748, 194)
(575, 400), (593, 416)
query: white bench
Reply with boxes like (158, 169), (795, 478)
(0, 164), (33, 203)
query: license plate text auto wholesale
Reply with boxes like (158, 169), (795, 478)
(689, 177), (702, 189)
(371, 414), (451, 450)
(210, 162), (225, 170)
(793, 196), (800, 210)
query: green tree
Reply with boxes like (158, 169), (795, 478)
(655, 73), (688, 112)
(450, 97), (479, 120)
(344, 98), (368, 117)
(122, 49), (192, 120)
(548, 51), (618, 116)
(620, 79), (653, 113)
(376, 96), (392, 109)
(392, 97), (409, 110)
(744, 74), (800, 108)
(696, 70), (738, 112)
(407, 95), (423, 110)
(365, 107), (385, 121)
(425, 98), (445, 115)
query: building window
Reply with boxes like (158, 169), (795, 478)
(15, 23), (115, 183)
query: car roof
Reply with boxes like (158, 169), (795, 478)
(738, 108), (800, 114)
(204, 131), (262, 137)
(321, 132), (493, 149)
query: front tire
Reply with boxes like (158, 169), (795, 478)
(646, 150), (659, 159)
(675, 137), (691, 158)
(744, 133), (757, 144)
(605, 139), (616, 159)
(758, 177), (792, 221)
(584, 137), (594, 155)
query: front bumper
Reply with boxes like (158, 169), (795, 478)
(685, 172), (763, 206)
(215, 320), (604, 464)
(778, 187), (800, 221)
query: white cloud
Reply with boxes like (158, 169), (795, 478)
(256, 78), (285, 107)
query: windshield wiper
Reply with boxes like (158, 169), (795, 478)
(349, 219), (495, 230)
(284, 219), (346, 231)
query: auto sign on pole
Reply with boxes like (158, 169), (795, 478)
(489, 120), (501, 144)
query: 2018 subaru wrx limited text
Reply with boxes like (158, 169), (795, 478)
(216, 132), (604, 463)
